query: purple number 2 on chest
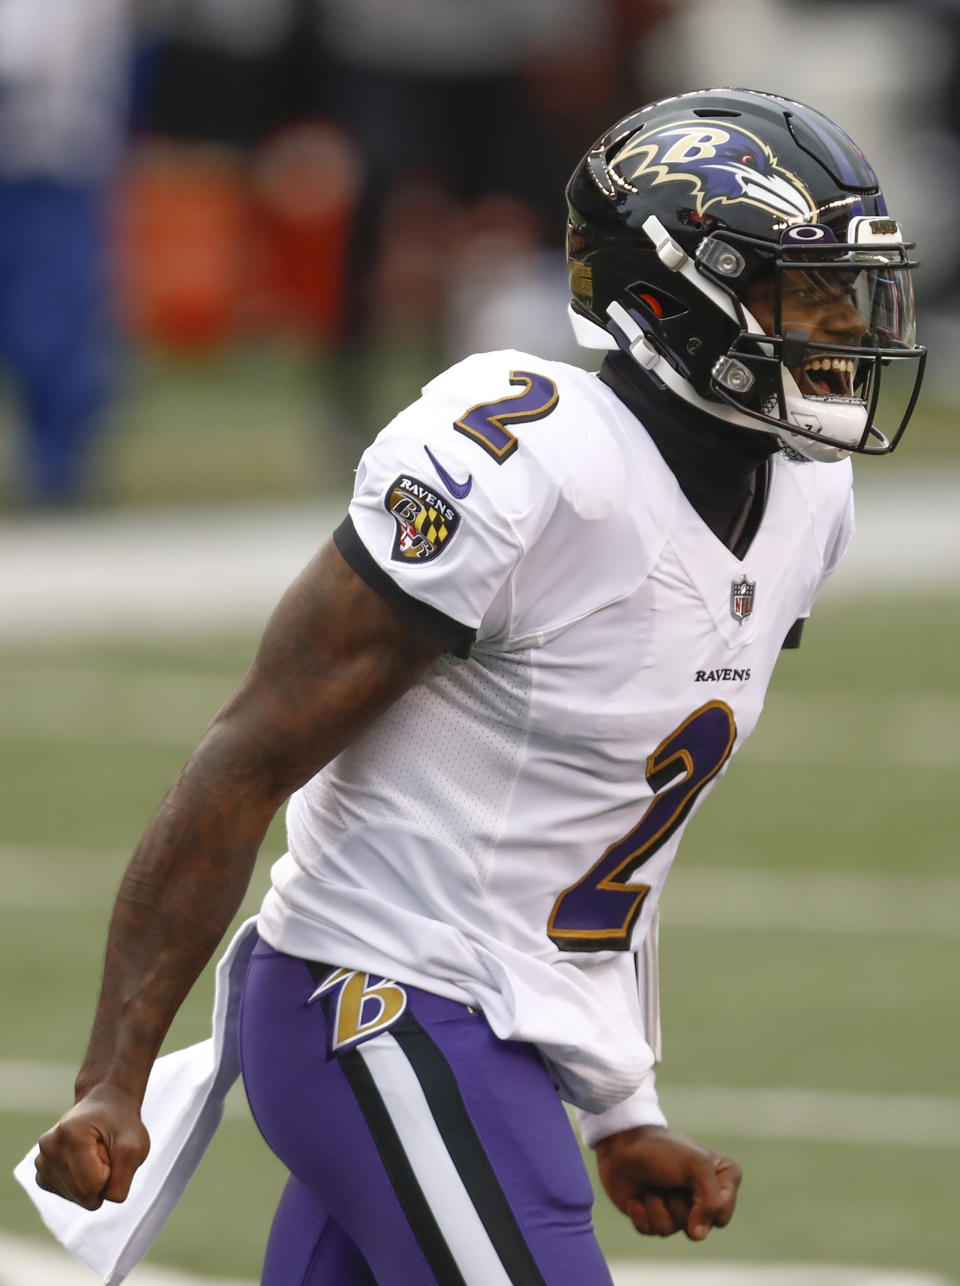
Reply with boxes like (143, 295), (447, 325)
(548, 701), (738, 951)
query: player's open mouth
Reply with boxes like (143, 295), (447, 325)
(795, 356), (857, 399)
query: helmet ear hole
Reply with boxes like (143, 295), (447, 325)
(628, 284), (686, 322)
(638, 293), (664, 318)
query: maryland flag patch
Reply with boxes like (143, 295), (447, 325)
(385, 475), (461, 564)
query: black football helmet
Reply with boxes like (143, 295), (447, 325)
(566, 88), (926, 461)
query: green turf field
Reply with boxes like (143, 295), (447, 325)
(1, 589), (957, 1281)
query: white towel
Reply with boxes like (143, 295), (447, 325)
(13, 918), (259, 1286)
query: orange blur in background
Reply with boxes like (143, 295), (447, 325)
(115, 123), (361, 354)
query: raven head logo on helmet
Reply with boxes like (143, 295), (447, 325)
(607, 120), (818, 225)
(566, 88), (926, 462)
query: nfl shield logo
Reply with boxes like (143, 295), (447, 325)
(730, 576), (756, 624)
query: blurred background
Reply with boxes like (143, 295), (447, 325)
(0, 1), (958, 1284)
(0, 0), (958, 509)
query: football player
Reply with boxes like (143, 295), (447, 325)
(32, 89), (924, 1285)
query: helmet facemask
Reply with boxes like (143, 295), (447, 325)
(709, 221), (926, 461)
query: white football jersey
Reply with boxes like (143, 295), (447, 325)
(258, 349), (854, 1116)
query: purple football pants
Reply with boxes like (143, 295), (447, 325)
(239, 939), (615, 1286)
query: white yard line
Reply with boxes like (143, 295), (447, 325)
(0, 502), (342, 642)
(0, 1061), (79, 1113)
(5, 1062), (959, 1148)
(4, 673), (960, 767)
(0, 1234), (253, 1286)
(0, 472), (957, 644)
(0, 1234), (948, 1286)
(2, 845), (957, 935)
(660, 1085), (960, 1148)
(663, 867), (960, 937)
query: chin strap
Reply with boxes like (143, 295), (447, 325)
(602, 299), (851, 464)
(604, 299), (776, 436)
(605, 301), (661, 371)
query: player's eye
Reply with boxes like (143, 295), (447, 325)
(783, 281), (819, 303)
(783, 273), (842, 306)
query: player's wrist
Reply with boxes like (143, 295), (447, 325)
(575, 1069), (668, 1148)
(594, 1122), (667, 1157)
(73, 1067), (150, 1109)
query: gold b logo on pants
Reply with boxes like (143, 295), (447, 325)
(309, 968), (408, 1052)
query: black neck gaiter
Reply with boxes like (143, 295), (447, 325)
(600, 352), (781, 558)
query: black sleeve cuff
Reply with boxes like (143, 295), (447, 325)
(782, 618), (805, 650)
(333, 515), (476, 659)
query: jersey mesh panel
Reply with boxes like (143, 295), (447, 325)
(298, 650), (532, 888)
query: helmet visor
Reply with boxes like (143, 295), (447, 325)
(778, 250), (915, 340)
(851, 258), (917, 350)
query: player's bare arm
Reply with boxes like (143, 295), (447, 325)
(35, 539), (445, 1210)
(596, 1125), (742, 1241)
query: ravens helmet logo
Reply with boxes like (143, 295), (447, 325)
(607, 120), (817, 226)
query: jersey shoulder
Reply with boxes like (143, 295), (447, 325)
(417, 348), (622, 464)
(344, 352), (604, 635)
(373, 349), (639, 544)
(417, 351), (562, 477)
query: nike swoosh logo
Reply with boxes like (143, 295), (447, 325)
(424, 445), (472, 499)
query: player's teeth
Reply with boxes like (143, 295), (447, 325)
(803, 358), (853, 373)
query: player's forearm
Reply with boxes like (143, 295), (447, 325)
(73, 729), (283, 1104)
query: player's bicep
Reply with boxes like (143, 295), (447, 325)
(210, 538), (445, 798)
